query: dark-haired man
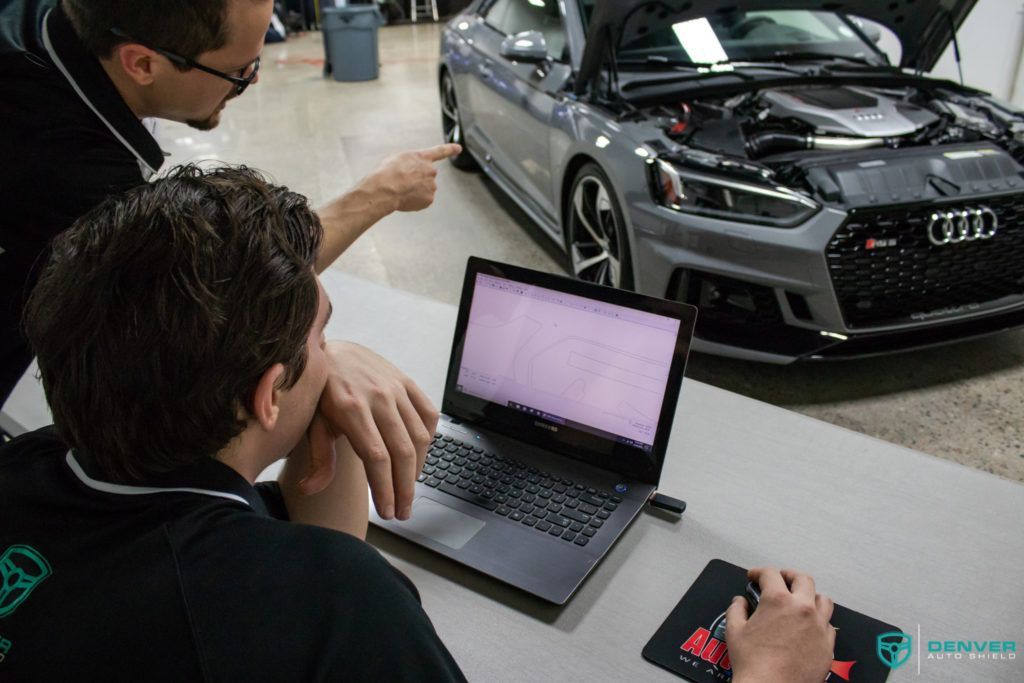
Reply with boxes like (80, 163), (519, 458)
(0, 165), (840, 683)
(0, 0), (458, 517)
(0, 164), (466, 679)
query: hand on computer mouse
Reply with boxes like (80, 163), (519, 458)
(725, 567), (836, 683)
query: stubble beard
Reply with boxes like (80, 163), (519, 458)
(185, 94), (234, 131)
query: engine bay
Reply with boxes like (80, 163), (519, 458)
(637, 83), (1024, 202)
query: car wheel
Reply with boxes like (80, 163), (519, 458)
(565, 163), (633, 290)
(440, 71), (477, 170)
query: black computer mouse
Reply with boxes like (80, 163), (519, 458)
(744, 580), (761, 613)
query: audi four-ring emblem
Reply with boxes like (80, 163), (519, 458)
(927, 206), (998, 246)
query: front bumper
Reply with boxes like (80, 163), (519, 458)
(627, 192), (1024, 363)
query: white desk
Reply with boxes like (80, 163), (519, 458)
(7, 270), (1023, 682)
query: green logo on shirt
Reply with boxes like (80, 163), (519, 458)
(0, 545), (52, 618)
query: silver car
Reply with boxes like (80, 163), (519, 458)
(439, 0), (1024, 363)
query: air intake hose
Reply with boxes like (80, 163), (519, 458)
(746, 131), (887, 158)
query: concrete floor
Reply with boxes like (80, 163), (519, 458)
(156, 25), (1024, 483)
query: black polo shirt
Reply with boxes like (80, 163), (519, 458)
(0, 0), (164, 405)
(0, 427), (467, 681)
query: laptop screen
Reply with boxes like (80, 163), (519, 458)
(443, 258), (697, 485)
(456, 273), (680, 452)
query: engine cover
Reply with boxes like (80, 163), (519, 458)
(792, 142), (1024, 207)
(761, 85), (939, 138)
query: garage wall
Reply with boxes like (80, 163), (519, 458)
(929, 0), (1024, 105)
(868, 0), (1024, 106)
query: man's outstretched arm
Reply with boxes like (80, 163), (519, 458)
(309, 143), (452, 523)
(314, 143), (462, 273)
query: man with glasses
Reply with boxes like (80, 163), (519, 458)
(106, 25), (262, 124)
(0, 0), (459, 524)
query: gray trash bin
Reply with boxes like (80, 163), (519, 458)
(322, 6), (384, 82)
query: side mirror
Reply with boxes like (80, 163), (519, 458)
(499, 30), (549, 63)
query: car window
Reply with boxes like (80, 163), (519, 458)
(484, 0), (567, 61)
(614, 9), (884, 65)
(851, 15), (902, 64)
(743, 10), (839, 42)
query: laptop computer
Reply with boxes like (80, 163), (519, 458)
(370, 257), (697, 604)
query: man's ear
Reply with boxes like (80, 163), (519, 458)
(113, 43), (160, 87)
(252, 363), (286, 431)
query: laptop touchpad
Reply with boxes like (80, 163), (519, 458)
(401, 497), (486, 550)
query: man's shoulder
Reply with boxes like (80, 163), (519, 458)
(0, 0), (55, 58)
(0, 427), (68, 506)
(0, 425), (66, 462)
(253, 518), (402, 569)
(173, 519), (465, 680)
(172, 514), (422, 611)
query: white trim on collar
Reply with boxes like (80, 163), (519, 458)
(40, 9), (157, 180)
(65, 452), (251, 507)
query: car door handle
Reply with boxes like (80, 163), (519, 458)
(478, 60), (493, 79)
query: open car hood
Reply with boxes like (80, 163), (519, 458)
(577, 0), (978, 93)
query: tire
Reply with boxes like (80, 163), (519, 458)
(564, 163), (634, 290)
(440, 71), (477, 170)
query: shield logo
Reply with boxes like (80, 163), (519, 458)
(0, 545), (52, 618)
(876, 631), (912, 669)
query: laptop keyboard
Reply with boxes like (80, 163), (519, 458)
(419, 433), (622, 547)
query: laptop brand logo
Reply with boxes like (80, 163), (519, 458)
(534, 421), (558, 432)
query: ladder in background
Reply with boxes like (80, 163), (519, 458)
(409, 0), (438, 22)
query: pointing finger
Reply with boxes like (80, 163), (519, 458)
(418, 143), (462, 162)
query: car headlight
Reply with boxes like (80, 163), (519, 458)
(651, 159), (819, 228)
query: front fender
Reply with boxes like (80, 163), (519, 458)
(552, 104), (654, 283)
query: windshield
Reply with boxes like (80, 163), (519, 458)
(578, 4), (885, 66)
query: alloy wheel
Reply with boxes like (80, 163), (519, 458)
(569, 175), (624, 288)
(441, 74), (462, 146)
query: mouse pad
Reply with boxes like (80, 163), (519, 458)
(642, 559), (901, 683)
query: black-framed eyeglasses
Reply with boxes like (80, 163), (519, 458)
(109, 28), (261, 96)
